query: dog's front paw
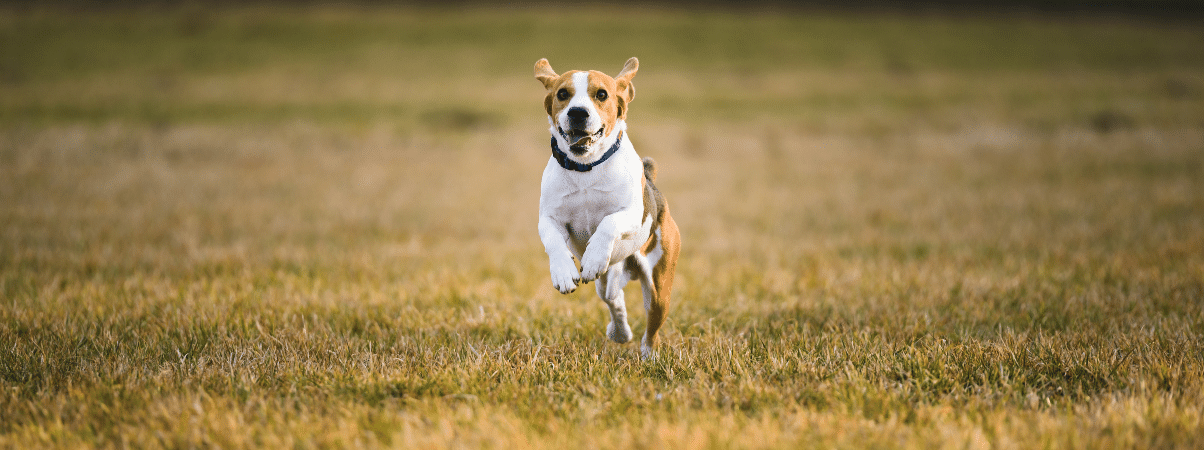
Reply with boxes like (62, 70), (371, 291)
(549, 260), (581, 294)
(579, 251), (610, 283)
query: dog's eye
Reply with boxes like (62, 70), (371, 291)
(595, 90), (608, 101)
(556, 89), (570, 101)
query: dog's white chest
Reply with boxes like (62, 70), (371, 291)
(561, 186), (621, 244)
(539, 151), (648, 258)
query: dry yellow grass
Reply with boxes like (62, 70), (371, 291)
(1, 5), (1203, 449)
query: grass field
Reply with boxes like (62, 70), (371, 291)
(2, 5), (1203, 448)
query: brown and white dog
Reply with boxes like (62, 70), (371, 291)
(534, 57), (681, 358)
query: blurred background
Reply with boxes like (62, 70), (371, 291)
(3, 1), (1200, 283)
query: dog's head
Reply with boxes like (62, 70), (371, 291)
(535, 57), (638, 155)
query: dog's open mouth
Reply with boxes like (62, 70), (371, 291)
(560, 127), (605, 154)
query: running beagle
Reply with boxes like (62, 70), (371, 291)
(534, 57), (681, 358)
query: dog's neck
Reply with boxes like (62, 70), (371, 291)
(551, 130), (624, 172)
(547, 120), (627, 172)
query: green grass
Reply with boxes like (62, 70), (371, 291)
(2, 4), (1203, 448)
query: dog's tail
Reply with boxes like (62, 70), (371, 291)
(642, 157), (658, 181)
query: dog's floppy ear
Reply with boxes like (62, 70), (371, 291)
(534, 58), (559, 89)
(615, 57), (638, 119)
(616, 57), (639, 83)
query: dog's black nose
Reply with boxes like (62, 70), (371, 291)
(566, 107), (589, 121)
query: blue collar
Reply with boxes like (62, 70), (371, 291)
(551, 130), (624, 172)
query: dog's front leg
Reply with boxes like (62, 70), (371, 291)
(539, 215), (580, 294)
(580, 209), (641, 282)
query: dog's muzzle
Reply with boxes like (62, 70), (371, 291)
(559, 127), (605, 154)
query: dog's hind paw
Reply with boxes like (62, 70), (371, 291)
(640, 343), (658, 360)
(607, 321), (633, 344)
(641, 335), (659, 360)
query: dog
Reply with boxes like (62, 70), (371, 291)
(534, 57), (681, 358)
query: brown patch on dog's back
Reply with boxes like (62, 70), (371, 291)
(641, 160), (666, 226)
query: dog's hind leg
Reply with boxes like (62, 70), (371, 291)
(596, 260), (634, 344)
(640, 213), (680, 359)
